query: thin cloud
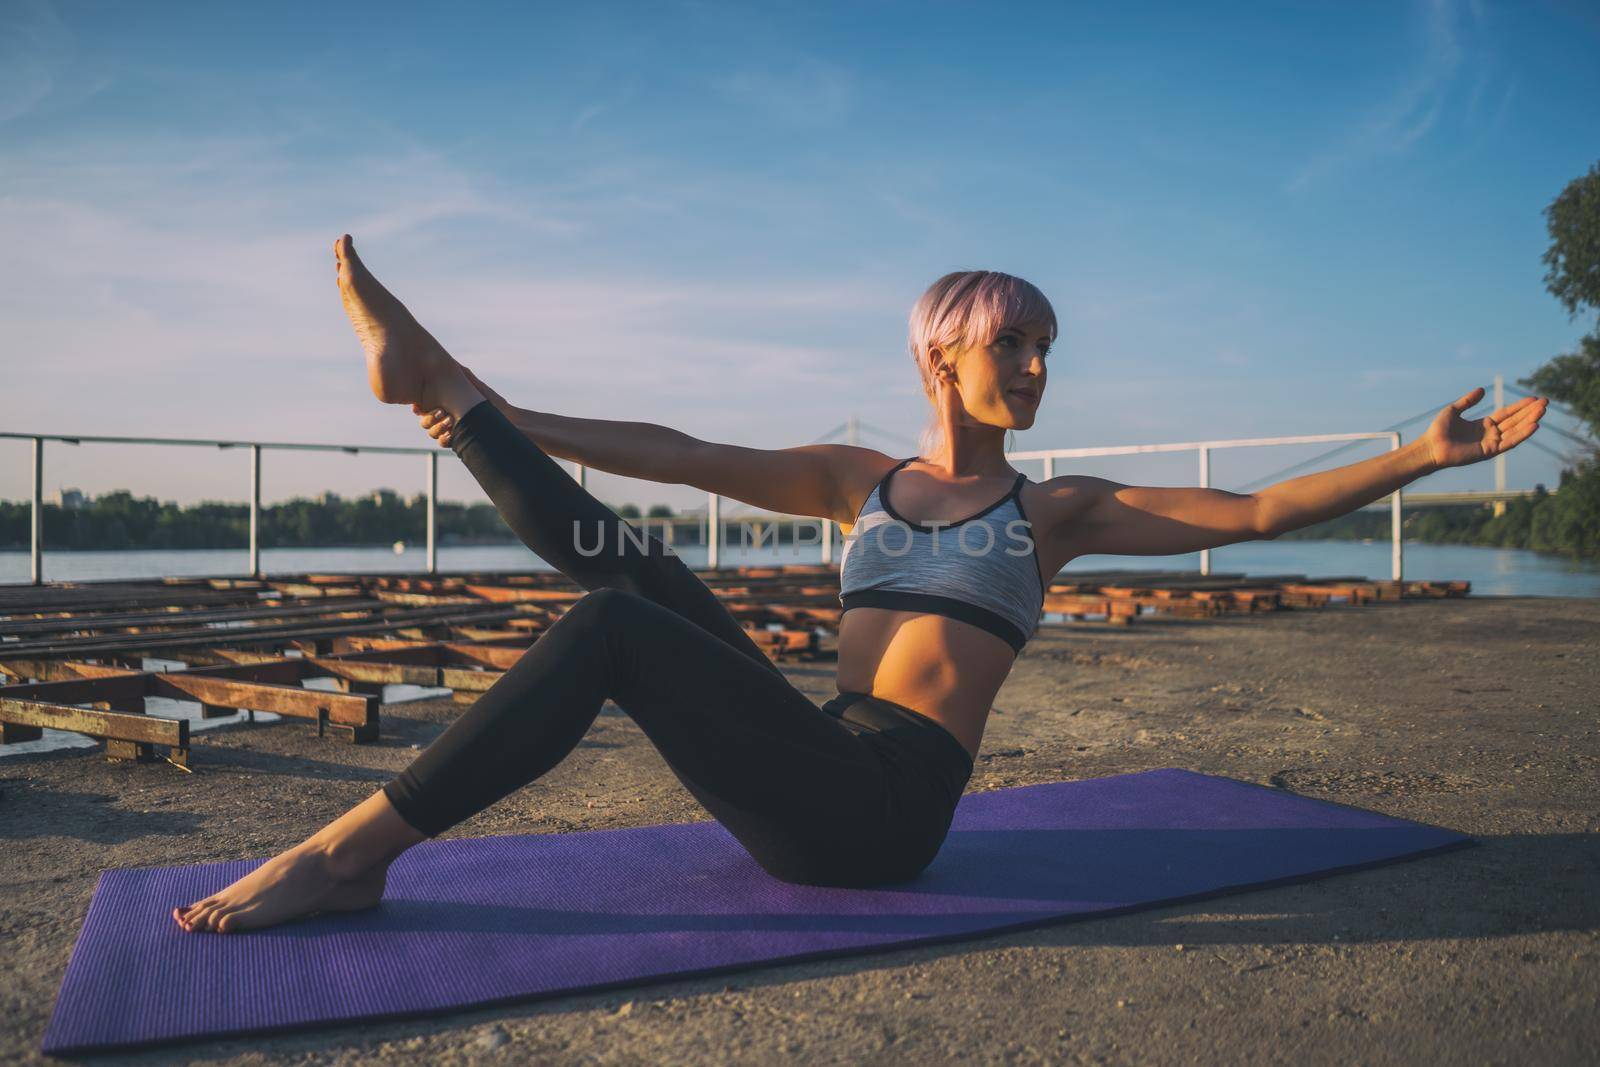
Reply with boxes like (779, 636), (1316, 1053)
(1358, 367), (1425, 388)
(571, 103), (607, 133)
(0, 126), (911, 508)
(0, 0), (61, 122)
(1286, 0), (1474, 194)
(708, 54), (854, 125)
(1484, 79), (1516, 135)
(570, 82), (638, 134)
(0, 0), (109, 124)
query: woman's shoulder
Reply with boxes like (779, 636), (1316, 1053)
(836, 450), (911, 534)
(1016, 473), (1103, 529)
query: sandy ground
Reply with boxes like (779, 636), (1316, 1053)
(2, 595), (1596, 1065)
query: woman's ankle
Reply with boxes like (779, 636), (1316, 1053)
(305, 791), (429, 880)
(426, 360), (487, 420)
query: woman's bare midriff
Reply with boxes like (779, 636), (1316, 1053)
(834, 606), (1017, 759)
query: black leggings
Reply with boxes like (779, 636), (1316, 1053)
(381, 399), (975, 887)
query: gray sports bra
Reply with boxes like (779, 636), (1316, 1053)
(837, 457), (1046, 654)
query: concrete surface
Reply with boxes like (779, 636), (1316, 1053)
(2, 595), (1595, 1065)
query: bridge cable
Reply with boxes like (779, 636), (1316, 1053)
(854, 420), (917, 448)
(1537, 421), (1600, 450)
(1503, 383), (1580, 421)
(806, 422), (849, 444)
(1227, 402), (1443, 494)
(1523, 437), (1578, 465)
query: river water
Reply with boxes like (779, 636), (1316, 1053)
(3, 538), (1598, 596)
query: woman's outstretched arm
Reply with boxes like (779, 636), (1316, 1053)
(1040, 385), (1548, 558)
(414, 366), (889, 523)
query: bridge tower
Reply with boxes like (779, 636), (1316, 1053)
(1494, 374), (1508, 518)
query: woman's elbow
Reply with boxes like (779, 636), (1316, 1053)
(1246, 497), (1283, 541)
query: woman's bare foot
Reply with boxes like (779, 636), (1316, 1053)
(172, 787), (428, 934)
(171, 841), (387, 934)
(333, 235), (483, 416)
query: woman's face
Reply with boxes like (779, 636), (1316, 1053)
(938, 319), (1052, 431)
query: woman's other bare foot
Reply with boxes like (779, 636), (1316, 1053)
(171, 787), (427, 934)
(333, 235), (483, 417)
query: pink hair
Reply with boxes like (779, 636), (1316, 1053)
(907, 270), (1058, 458)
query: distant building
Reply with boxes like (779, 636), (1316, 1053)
(52, 487), (87, 510)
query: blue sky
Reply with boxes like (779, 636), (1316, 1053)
(2, 0), (1597, 513)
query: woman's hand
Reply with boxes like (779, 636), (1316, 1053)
(411, 365), (517, 447)
(1421, 386), (1548, 471)
(413, 403), (457, 448)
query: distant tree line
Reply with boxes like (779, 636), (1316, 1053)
(0, 489), (678, 551)
(1277, 490), (1572, 552)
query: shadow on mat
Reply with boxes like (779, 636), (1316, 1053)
(232, 827), (1594, 946)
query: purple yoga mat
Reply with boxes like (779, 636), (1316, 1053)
(41, 768), (1471, 1055)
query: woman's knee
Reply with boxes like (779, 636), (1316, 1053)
(532, 587), (656, 686)
(557, 586), (650, 631)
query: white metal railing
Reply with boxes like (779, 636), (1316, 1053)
(1, 431), (453, 584)
(5, 427), (1415, 585)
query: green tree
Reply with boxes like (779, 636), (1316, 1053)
(1541, 159), (1600, 323)
(1522, 332), (1600, 445)
(1519, 159), (1600, 560)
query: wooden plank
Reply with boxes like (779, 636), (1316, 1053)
(267, 582), (365, 598)
(1, 659), (134, 683)
(0, 674), (150, 707)
(1, 603), (524, 658)
(0, 657), (378, 740)
(0, 697), (188, 767)
(741, 624), (819, 659)
(463, 585), (583, 604)
(369, 590), (483, 607)
(305, 657), (440, 687)
(440, 667), (500, 695)
(0, 701), (180, 744)
(440, 642), (525, 669)
(317, 641), (528, 671)
(150, 674), (375, 727)
(0, 596), (384, 639)
(1043, 594), (1112, 615)
(0, 584), (267, 616)
(445, 626), (530, 642)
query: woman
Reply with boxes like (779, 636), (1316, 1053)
(172, 236), (1545, 932)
